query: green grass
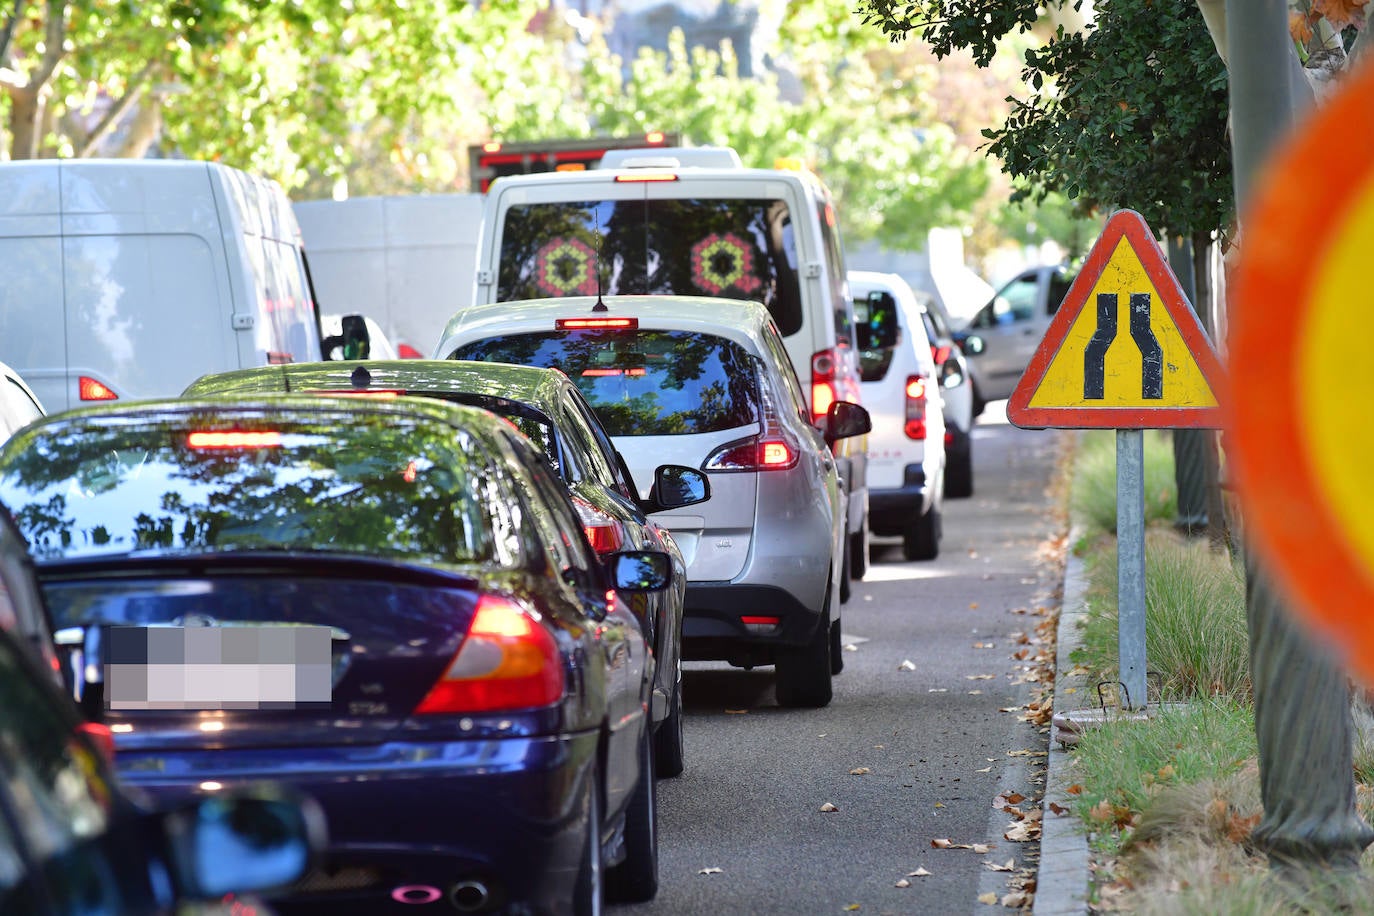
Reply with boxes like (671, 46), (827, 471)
(1071, 697), (1257, 856)
(1074, 531), (1250, 701)
(1069, 429), (1178, 543)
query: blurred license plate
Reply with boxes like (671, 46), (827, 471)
(104, 625), (333, 710)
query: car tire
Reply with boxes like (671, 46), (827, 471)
(904, 504), (941, 561)
(849, 526), (869, 581)
(775, 590), (834, 708)
(653, 664), (685, 778)
(573, 765), (604, 916)
(606, 726), (659, 903)
(971, 379), (987, 418)
(945, 439), (974, 499)
(830, 614), (844, 676)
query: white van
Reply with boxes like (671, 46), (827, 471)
(0, 159), (333, 412)
(462, 148), (873, 593)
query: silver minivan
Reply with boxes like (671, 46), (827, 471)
(436, 295), (870, 708)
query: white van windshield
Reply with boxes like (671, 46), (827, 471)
(497, 199), (804, 336)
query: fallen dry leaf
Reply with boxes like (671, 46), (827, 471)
(971, 843), (992, 854)
(724, 709), (748, 715)
(1066, 784), (1083, 795)
(973, 642), (995, 649)
(908, 867), (932, 877)
(1001, 891), (1030, 907)
(1049, 802), (1070, 816)
(978, 892), (998, 905)
(898, 659), (917, 671)
(968, 690), (984, 695)
(820, 802), (840, 813)
(983, 859), (1015, 872)
(966, 674), (995, 680)
(969, 602), (980, 609)
(698, 866), (723, 875)
(931, 838), (954, 848)
(934, 802), (945, 808)
(844, 905), (860, 912)
(895, 878), (911, 888)
(976, 766), (992, 773)
(850, 767), (870, 776)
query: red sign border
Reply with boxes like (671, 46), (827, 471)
(1006, 209), (1227, 429)
(1228, 59), (1374, 684)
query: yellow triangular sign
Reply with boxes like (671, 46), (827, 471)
(1006, 210), (1225, 429)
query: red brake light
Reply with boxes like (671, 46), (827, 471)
(904, 374), (928, 441)
(704, 375), (799, 472)
(78, 377), (118, 401)
(932, 344), (952, 365)
(581, 368), (646, 378)
(555, 317), (639, 330)
(810, 348), (838, 422)
(187, 431), (282, 449)
(573, 498), (625, 556)
(413, 596), (564, 714)
(398, 343), (425, 359)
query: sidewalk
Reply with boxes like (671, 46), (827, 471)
(1034, 533), (1092, 915)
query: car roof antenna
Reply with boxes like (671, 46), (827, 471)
(592, 217), (608, 312)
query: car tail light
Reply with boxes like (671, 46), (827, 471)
(398, 343), (425, 359)
(705, 375), (799, 472)
(78, 377), (118, 401)
(741, 615), (781, 634)
(904, 375), (928, 441)
(414, 595), (564, 714)
(573, 498), (625, 556)
(931, 344), (952, 365)
(556, 317), (638, 330)
(187, 431), (282, 449)
(810, 348), (838, 422)
(614, 172), (679, 183)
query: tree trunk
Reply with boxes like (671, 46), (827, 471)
(115, 96), (163, 159)
(8, 86), (40, 159)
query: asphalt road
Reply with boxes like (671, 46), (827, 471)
(613, 404), (1067, 916)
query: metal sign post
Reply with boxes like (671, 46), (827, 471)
(1116, 429), (1147, 710)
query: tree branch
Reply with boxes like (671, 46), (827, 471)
(76, 60), (157, 157)
(0, 0), (28, 70)
(29, 0), (64, 90)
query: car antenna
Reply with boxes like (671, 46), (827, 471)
(592, 216), (607, 312)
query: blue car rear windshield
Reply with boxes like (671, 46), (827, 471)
(496, 198), (803, 336)
(0, 413), (516, 565)
(447, 330), (761, 436)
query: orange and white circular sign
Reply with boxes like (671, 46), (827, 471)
(1229, 57), (1374, 685)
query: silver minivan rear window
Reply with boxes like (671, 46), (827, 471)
(447, 330), (761, 436)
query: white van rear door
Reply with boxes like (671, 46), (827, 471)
(0, 166), (65, 410)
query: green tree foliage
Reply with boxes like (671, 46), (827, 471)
(854, 0), (1233, 240)
(581, 29), (991, 249)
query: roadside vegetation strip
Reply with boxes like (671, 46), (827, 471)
(1057, 429), (1374, 912)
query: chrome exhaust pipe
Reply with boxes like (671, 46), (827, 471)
(450, 880), (490, 912)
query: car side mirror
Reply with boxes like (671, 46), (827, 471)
(648, 465), (710, 512)
(824, 401), (871, 444)
(162, 790), (326, 899)
(608, 550), (672, 593)
(855, 291), (899, 350)
(322, 314), (372, 361)
(960, 334), (986, 356)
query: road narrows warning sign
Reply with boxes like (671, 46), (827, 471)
(1006, 210), (1225, 429)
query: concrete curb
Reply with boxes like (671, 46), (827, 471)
(1033, 531), (1092, 915)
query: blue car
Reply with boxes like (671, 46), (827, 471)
(0, 395), (671, 914)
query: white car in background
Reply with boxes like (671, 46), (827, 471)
(849, 271), (947, 560)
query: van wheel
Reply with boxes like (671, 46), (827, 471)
(606, 725), (658, 903)
(848, 527), (868, 580)
(776, 591), (834, 708)
(904, 505), (941, 561)
(945, 440), (974, 499)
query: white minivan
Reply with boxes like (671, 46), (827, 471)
(0, 159), (342, 411)
(849, 271), (947, 560)
(461, 147), (873, 595)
